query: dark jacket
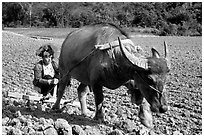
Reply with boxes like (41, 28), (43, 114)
(33, 60), (59, 88)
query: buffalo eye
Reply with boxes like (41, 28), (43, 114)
(148, 75), (156, 84)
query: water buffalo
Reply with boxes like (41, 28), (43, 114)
(53, 23), (170, 128)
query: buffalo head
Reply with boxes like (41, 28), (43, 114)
(118, 37), (170, 113)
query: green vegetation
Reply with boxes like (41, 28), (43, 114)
(2, 2), (202, 36)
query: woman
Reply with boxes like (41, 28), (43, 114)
(33, 44), (59, 98)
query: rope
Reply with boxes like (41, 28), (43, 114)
(134, 71), (163, 95)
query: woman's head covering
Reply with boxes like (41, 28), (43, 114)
(36, 44), (54, 58)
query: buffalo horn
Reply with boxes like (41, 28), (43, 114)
(164, 41), (171, 68)
(164, 41), (168, 58)
(118, 37), (148, 70)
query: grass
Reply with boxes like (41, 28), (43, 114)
(3, 27), (78, 39)
(3, 27), (156, 39)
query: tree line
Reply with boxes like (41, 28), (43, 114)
(2, 2), (202, 36)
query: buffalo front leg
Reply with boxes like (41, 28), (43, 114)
(128, 89), (153, 128)
(125, 80), (143, 105)
(92, 84), (104, 122)
(52, 75), (71, 110)
(125, 80), (153, 128)
(77, 83), (89, 116)
(139, 98), (153, 128)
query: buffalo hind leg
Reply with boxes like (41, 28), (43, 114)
(52, 74), (71, 110)
(77, 83), (89, 116)
(92, 84), (104, 122)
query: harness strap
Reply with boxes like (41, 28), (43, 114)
(134, 71), (163, 95)
(95, 39), (134, 50)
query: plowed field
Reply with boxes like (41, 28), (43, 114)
(2, 28), (202, 135)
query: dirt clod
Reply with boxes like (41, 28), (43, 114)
(2, 30), (202, 135)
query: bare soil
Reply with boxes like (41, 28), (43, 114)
(2, 30), (202, 135)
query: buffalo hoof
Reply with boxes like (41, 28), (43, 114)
(49, 108), (63, 113)
(93, 113), (104, 124)
(52, 104), (60, 110)
(93, 117), (104, 124)
(81, 110), (95, 118)
(139, 107), (153, 128)
(139, 113), (153, 128)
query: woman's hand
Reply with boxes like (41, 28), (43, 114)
(52, 78), (59, 84)
(48, 79), (52, 85)
(48, 78), (59, 85)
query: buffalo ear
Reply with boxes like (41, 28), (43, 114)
(151, 48), (160, 58)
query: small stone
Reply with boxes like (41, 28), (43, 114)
(173, 130), (183, 135)
(44, 122), (54, 129)
(108, 129), (124, 135)
(9, 127), (22, 135)
(2, 126), (8, 135)
(122, 119), (137, 132)
(149, 130), (156, 135)
(164, 126), (170, 135)
(2, 97), (9, 105)
(29, 105), (36, 111)
(26, 119), (33, 127)
(35, 131), (44, 135)
(122, 112), (128, 119)
(28, 127), (36, 135)
(184, 110), (191, 117)
(139, 125), (149, 135)
(39, 117), (46, 125)
(15, 110), (22, 117)
(46, 118), (54, 125)
(116, 107), (124, 116)
(13, 100), (21, 106)
(9, 118), (21, 128)
(25, 114), (32, 119)
(83, 125), (101, 135)
(110, 113), (117, 119)
(72, 125), (86, 135)
(105, 115), (111, 122)
(18, 116), (27, 124)
(35, 124), (44, 131)
(2, 87), (9, 97)
(2, 117), (10, 126)
(54, 118), (72, 135)
(18, 99), (26, 106)
(44, 127), (58, 135)
(21, 126), (29, 135)
(41, 104), (47, 111)
(169, 117), (175, 126)
(65, 105), (74, 114)
(31, 116), (39, 122)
